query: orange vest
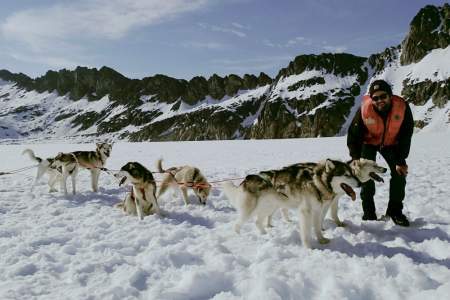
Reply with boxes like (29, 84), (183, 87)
(361, 95), (406, 146)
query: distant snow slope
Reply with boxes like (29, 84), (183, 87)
(0, 133), (449, 299)
(371, 45), (450, 133)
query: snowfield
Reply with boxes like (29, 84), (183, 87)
(0, 133), (449, 299)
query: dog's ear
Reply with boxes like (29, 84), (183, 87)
(325, 159), (335, 172)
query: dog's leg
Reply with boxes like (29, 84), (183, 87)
(299, 205), (312, 249)
(31, 165), (46, 192)
(61, 169), (69, 196)
(234, 212), (249, 234)
(330, 198), (345, 227)
(281, 208), (291, 223)
(90, 169), (100, 192)
(266, 214), (274, 228)
(314, 206), (330, 244)
(48, 172), (59, 192)
(134, 190), (144, 220)
(234, 196), (254, 234)
(320, 201), (332, 230)
(156, 175), (171, 198)
(255, 213), (268, 234)
(146, 188), (162, 216)
(123, 194), (135, 215)
(71, 169), (78, 195)
(180, 186), (189, 205)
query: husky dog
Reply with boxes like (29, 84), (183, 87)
(114, 162), (161, 220)
(222, 175), (293, 235)
(22, 149), (79, 195)
(281, 159), (387, 228)
(156, 159), (211, 205)
(319, 158), (387, 228)
(52, 152), (79, 195)
(71, 142), (112, 192)
(223, 159), (360, 248)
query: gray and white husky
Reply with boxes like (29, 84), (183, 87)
(156, 159), (211, 205)
(223, 159), (385, 248)
(114, 162), (161, 220)
(22, 149), (79, 195)
(71, 142), (112, 192)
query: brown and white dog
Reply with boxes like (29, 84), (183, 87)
(71, 142), (112, 192)
(114, 162), (161, 220)
(156, 159), (211, 205)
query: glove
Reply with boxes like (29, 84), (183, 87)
(395, 164), (408, 176)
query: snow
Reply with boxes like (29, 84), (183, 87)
(1, 133), (449, 299)
(371, 46), (450, 94)
(273, 70), (358, 102)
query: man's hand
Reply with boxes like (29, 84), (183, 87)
(396, 164), (408, 176)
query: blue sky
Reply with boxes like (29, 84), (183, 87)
(0, 0), (446, 80)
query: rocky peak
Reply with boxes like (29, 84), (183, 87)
(400, 4), (450, 65)
(368, 45), (401, 74)
(0, 69), (33, 90)
(276, 53), (367, 84)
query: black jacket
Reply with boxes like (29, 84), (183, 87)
(347, 101), (414, 166)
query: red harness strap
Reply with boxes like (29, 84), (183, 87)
(130, 186), (147, 202)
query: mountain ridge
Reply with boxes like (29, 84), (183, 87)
(1, 4), (449, 142)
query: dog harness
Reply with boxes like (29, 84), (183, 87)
(361, 95), (406, 147)
(130, 186), (147, 202)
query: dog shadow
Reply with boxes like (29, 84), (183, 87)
(162, 211), (215, 229)
(341, 217), (450, 244)
(329, 238), (450, 268)
(325, 218), (450, 268)
(58, 187), (126, 207)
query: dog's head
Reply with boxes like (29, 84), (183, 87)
(323, 159), (359, 200)
(192, 182), (211, 205)
(350, 158), (387, 183)
(115, 162), (153, 186)
(96, 142), (113, 158)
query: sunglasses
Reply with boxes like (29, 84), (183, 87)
(372, 93), (388, 102)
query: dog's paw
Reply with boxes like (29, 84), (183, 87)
(318, 237), (330, 244)
(336, 221), (346, 227)
(258, 229), (267, 235)
(157, 211), (168, 217)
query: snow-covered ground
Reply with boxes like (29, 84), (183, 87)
(0, 133), (449, 299)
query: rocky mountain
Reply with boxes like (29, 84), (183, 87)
(0, 4), (449, 143)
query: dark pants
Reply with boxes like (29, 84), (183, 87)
(360, 144), (406, 216)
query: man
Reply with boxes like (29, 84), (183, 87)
(347, 79), (414, 226)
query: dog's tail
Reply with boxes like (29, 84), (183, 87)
(156, 158), (165, 173)
(22, 149), (42, 163)
(221, 181), (241, 208)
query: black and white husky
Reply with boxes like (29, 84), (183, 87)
(223, 159), (385, 248)
(114, 162), (161, 220)
(22, 149), (79, 195)
(156, 159), (211, 205)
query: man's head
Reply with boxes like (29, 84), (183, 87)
(369, 80), (392, 113)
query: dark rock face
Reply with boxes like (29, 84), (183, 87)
(368, 46), (401, 74)
(402, 78), (450, 108)
(128, 93), (266, 141)
(277, 53), (368, 84)
(250, 53), (368, 139)
(400, 4), (450, 65)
